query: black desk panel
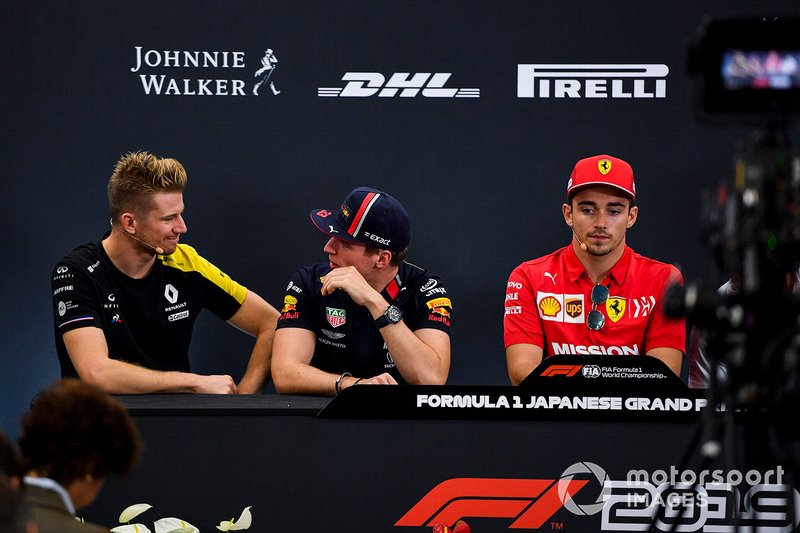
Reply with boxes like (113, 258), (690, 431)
(82, 391), (797, 533)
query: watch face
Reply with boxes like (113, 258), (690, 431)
(387, 305), (403, 323)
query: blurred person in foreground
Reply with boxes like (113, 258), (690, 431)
(0, 431), (34, 533)
(19, 379), (141, 533)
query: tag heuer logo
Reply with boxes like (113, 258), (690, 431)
(326, 307), (346, 328)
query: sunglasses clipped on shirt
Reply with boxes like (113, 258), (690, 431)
(587, 283), (610, 331)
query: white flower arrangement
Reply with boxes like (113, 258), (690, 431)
(108, 503), (252, 533)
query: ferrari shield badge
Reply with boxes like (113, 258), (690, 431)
(606, 297), (626, 323)
(597, 159), (612, 175)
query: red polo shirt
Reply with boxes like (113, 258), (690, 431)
(504, 245), (685, 356)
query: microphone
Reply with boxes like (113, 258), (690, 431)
(119, 227), (165, 255)
(570, 226), (588, 251)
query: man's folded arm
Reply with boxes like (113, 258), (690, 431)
(646, 347), (683, 376)
(226, 290), (280, 394)
(272, 327), (355, 396)
(380, 325), (450, 385)
(506, 343), (543, 386)
(63, 327), (237, 394)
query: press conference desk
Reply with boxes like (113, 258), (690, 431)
(77, 384), (784, 533)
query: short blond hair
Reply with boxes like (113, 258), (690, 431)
(108, 151), (187, 224)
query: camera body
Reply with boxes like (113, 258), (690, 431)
(676, 17), (800, 401)
(688, 17), (800, 122)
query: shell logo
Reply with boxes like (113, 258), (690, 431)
(539, 296), (561, 317)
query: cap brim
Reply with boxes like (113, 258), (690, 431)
(309, 210), (362, 244)
(568, 182), (635, 200)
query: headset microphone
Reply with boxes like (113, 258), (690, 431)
(120, 228), (165, 255)
(570, 225), (588, 251)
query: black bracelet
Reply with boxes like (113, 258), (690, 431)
(335, 372), (351, 394)
(353, 378), (363, 386)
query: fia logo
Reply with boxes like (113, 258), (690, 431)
(582, 365), (601, 378)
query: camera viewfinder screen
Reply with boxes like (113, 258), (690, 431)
(722, 50), (800, 90)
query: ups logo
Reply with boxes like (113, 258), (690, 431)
(565, 298), (583, 318)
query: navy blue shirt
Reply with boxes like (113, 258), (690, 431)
(276, 261), (452, 382)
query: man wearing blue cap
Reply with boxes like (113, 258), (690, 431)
(272, 187), (452, 395)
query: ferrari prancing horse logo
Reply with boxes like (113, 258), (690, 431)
(598, 159), (612, 175)
(606, 297), (626, 322)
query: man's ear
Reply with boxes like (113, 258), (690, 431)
(627, 205), (639, 228)
(562, 203), (573, 226)
(375, 249), (393, 268)
(120, 212), (136, 233)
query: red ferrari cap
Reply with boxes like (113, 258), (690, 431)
(567, 154), (636, 201)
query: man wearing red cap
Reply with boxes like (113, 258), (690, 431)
(504, 155), (685, 384)
(272, 187), (452, 396)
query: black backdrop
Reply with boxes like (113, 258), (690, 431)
(3, 1), (798, 436)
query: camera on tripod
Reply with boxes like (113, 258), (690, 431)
(669, 17), (800, 402)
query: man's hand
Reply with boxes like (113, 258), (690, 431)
(194, 374), (238, 394)
(320, 267), (380, 307)
(345, 372), (398, 388)
(63, 327), (241, 394)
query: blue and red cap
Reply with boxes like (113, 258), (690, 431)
(567, 154), (636, 201)
(310, 187), (411, 252)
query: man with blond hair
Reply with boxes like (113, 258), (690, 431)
(51, 151), (279, 394)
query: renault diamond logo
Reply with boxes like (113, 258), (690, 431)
(164, 284), (179, 304)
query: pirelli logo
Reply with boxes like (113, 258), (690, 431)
(517, 64), (668, 99)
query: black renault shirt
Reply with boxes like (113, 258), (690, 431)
(276, 261), (453, 382)
(52, 235), (247, 376)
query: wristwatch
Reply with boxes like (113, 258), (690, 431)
(374, 305), (403, 329)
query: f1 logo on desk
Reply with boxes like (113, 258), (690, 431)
(397, 464), (799, 531)
(540, 364), (582, 377)
(395, 477), (590, 529)
(540, 364), (601, 378)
